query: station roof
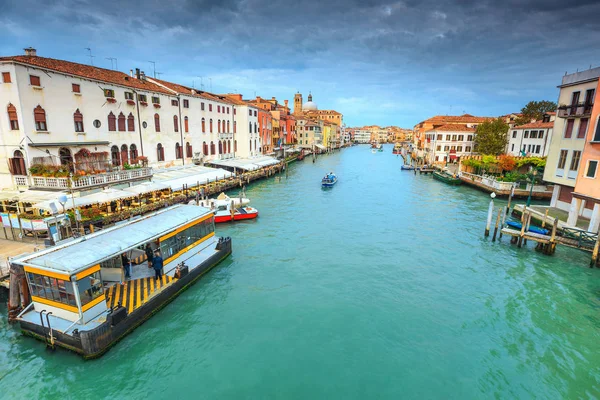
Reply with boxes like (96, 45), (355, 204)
(11, 205), (211, 275)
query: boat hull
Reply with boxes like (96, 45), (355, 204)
(400, 165), (414, 171)
(214, 211), (258, 223)
(432, 171), (462, 185)
(19, 238), (232, 359)
(506, 221), (549, 235)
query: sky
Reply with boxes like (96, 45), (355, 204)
(1, 0), (599, 127)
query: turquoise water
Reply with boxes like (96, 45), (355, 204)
(1, 145), (599, 399)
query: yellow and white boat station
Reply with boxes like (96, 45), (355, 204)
(10, 204), (232, 358)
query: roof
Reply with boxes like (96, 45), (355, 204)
(514, 121), (554, 129)
(428, 124), (476, 132)
(150, 78), (232, 103)
(11, 205), (212, 274)
(0, 55), (173, 95)
(419, 114), (494, 125)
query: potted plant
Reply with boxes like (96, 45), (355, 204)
(140, 101), (148, 106)
(126, 99), (136, 106)
(106, 98), (117, 104)
(153, 103), (161, 108)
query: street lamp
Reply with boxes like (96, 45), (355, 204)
(526, 168), (538, 207)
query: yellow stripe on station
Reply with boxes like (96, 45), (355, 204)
(24, 266), (70, 281)
(76, 264), (101, 280)
(104, 275), (176, 315)
(159, 214), (214, 241)
(163, 232), (215, 265)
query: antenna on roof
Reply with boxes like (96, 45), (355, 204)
(156, 72), (163, 79)
(105, 57), (118, 70)
(148, 61), (156, 78)
(85, 48), (94, 66)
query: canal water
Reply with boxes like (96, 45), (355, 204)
(1, 145), (599, 399)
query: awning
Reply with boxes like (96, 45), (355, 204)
(33, 189), (134, 211)
(159, 169), (233, 191)
(315, 144), (326, 150)
(122, 182), (170, 195)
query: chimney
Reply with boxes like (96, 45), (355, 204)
(130, 69), (134, 78)
(140, 71), (146, 80)
(24, 47), (37, 57)
(135, 68), (141, 79)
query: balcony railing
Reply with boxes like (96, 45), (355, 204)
(557, 103), (593, 118)
(14, 167), (153, 190)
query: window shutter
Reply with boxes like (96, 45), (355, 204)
(7, 104), (17, 119)
(127, 113), (135, 132)
(118, 113), (126, 131)
(34, 106), (46, 122)
(30, 75), (41, 86)
(2, 72), (11, 83)
(108, 112), (116, 131)
(154, 114), (160, 132)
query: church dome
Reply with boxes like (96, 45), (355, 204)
(303, 101), (318, 111)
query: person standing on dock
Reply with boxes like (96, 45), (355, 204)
(121, 252), (131, 280)
(152, 250), (163, 281)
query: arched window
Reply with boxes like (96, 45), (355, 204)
(157, 143), (164, 161)
(203, 141), (208, 155)
(219, 119), (222, 133)
(227, 140), (231, 153)
(227, 120), (230, 133)
(111, 145), (120, 166)
(202, 118), (206, 133)
(210, 141), (215, 155)
(117, 112), (126, 131)
(59, 147), (73, 170)
(249, 122), (252, 133)
(234, 140), (237, 152)
(174, 115), (179, 132)
(73, 109), (84, 132)
(218, 140), (223, 154)
(108, 112), (116, 131)
(254, 122), (257, 133)
(154, 113), (161, 132)
(210, 119), (213, 133)
(186, 142), (192, 158)
(34, 105), (47, 131)
(7, 104), (18, 130)
(121, 144), (129, 165)
(130, 144), (138, 162)
(127, 113), (135, 132)
(175, 142), (182, 159)
(9, 150), (26, 176)
(233, 121), (236, 134)
(184, 116), (189, 133)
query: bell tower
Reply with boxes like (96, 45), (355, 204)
(294, 92), (302, 115)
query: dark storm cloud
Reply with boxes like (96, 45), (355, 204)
(1, 0), (599, 125)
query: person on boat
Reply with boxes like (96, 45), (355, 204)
(145, 243), (154, 269)
(121, 252), (131, 280)
(152, 249), (164, 281)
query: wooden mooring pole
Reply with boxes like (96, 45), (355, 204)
(590, 228), (600, 268)
(492, 208), (502, 241)
(517, 210), (527, 248)
(484, 194), (495, 237)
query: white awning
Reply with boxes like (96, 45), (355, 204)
(122, 182), (170, 195)
(160, 169), (233, 191)
(33, 189), (134, 211)
(315, 144), (326, 150)
(209, 156), (279, 171)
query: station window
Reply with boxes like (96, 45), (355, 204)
(27, 272), (77, 307)
(77, 271), (104, 306)
(159, 218), (215, 261)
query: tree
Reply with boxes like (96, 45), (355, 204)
(515, 100), (557, 125)
(474, 118), (509, 156)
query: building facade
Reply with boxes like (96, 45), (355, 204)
(424, 124), (476, 163)
(506, 113), (555, 157)
(543, 67), (599, 219)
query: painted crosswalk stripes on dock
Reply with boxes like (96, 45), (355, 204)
(105, 275), (176, 314)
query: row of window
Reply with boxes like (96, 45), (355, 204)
(563, 118), (589, 139)
(26, 270), (103, 308)
(556, 149), (598, 179)
(159, 217), (215, 262)
(511, 143), (542, 155)
(435, 145), (472, 152)
(512, 130), (546, 139)
(432, 134), (473, 141)
(110, 144), (139, 166)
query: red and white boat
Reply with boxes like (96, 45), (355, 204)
(211, 199), (258, 223)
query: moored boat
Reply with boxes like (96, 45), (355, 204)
(393, 143), (402, 154)
(400, 164), (415, 171)
(10, 205), (231, 359)
(432, 170), (462, 185)
(506, 221), (549, 235)
(211, 199), (258, 223)
(322, 172), (337, 187)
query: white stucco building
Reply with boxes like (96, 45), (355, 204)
(506, 113), (555, 157)
(353, 130), (371, 144)
(424, 124), (477, 163)
(0, 49), (256, 191)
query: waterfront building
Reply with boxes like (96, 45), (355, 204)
(565, 79), (600, 231)
(424, 124), (477, 163)
(413, 114), (492, 151)
(293, 92), (342, 148)
(246, 96), (297, 150)
(353, 129), (371, 143)
(0, 49), (259, 192)
(543, 67), (599, 221)
(506, 112), (555, 156)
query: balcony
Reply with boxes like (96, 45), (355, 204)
(14, 167), (153, 190)
(557, 103), (593, 118)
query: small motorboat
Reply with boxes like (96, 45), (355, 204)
(322, 172), (337, 187)
(212, 199), (258, 223)
(216, 192), (250, 207)
(400, 165), (415, 171)
(371, 149), (377, 154)
(432, 170), (462, 185)
(506, 221), (549, 235)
